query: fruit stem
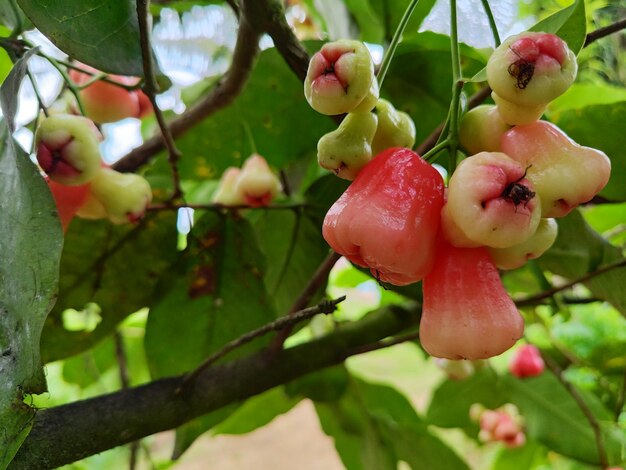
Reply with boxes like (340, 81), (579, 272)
(446, 0), (463, 175)
(376, 0), (420, 89)
(423, 139), (449, 162)
(479, 0), (501, 47)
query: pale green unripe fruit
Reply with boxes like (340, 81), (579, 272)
(317, 111), (378, 180)
(459, 105), (511, 154)
(487, 218), (558, 270)
(89, 168), (152, 224)
(212, 167), (245, 206)
(371, 99), (416, 155)
(304, 40), (376, 115)
(76, 193), (107, 220)
(35, 114), (102, 186)
(487, 32), (577, 108)
(491, 92), (546, 125)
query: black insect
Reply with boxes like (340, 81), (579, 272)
(502, 166), (535, 208)
(507, 46), (535, 89)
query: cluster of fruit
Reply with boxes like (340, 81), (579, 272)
(305, 33), (611, 360)
(304, 40), (416, 179)
(470, 403), (526, 448)
(212, 154), (282, 207)
(36, 65), (154, 231)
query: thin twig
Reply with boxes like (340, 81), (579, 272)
(541, 353), (609, 468)
(269, 250), (342, 351)
(113, 11), (261, 173)
(114, 332), (139, 470)
(136, 0), (184, 200)
(584, 18), (626, 47)
(515, 257), (626, 307)
(616, 366), (626, 421)
(176, 295), (346, 393)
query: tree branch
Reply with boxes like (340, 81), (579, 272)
(112, 6), (261, 173)
(10, 305), (420, 469)
(584, 18), (626, 47)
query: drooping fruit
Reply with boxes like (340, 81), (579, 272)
(371, 99), (416, 155)
(443, 152), (541, 248)
(509, 344), (545, 378)
(304, 40), (376, 115)
(323, 147), (444, 286)
(487, 32), (577, 123)
(459, 105), (511, 154)
(317, 111), (378, 180)
(36, 114), (103, 185)
(419, 238), (524, 359)
(487, 218), (557, 270)
(89, 168), (152, 224)
(234, 154), (282, 207)
(69, 64), (152, 123)
(501, 120), (611, 218)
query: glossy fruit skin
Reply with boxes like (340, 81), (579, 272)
(234, 154), (282, 207)
(36, 114), (103, 186)
(419, 238), (524, 359)
(459, 105), (511, 154)
(89, 168), (152, 224)
(501, 121), (611, 218)
(317, 111), (378, 180)
(323, 147), (444, 286)
(304, 40), (376, 115)
(46, 179), (90, 231)
(444, 152), (541, 249)
(487, 218), (557, 270)
(371, 99), (416, 155)
(509, 344), (545, 378)
(69, 64), (152, 123)
(487, 32), (577, 108)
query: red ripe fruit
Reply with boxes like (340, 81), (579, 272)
(419, 238), (524, 359)
(509, 344), (545, 378)
(46, 179), (90, 231)
(322, 147), (444, 286)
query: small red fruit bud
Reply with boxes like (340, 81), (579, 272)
(509, 344), (545, 378)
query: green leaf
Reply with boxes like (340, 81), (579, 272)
(0, 52), (63, 465)
(538, 210), (626, 316)
(548, 83), (626, 114)
(426, 367), (505, 429)
(61, 335), (116, 388)
(550, 102), (626, 201)
(41, 213), (180, 362)
(316, 378), (469, 470)
(0, 0), (31, 33)
(363, 0), (438, 43)
(213, 386), (300, 435)
(17, 0), (144, 75)
(145, 212), (277, 378)
(530, 0), (586, 54)
(490, 442), (547, 470)
(343, 0), (384, 44)
(503, 373), (625, 465)
(286, 366), (350, 402)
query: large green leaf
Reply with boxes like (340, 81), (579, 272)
(0, 54), (63, 465)
(550, 102), (626, 202)
(145, 212), (277, 458)
(40, 213), (179, 362)
(17, 0), (144, 75)
(503, 374), (625, 466)
(316, 378), (469, 470)
(426, 367), (505, 430)
(530, 0), (586, 54)
(538, 210), (626, 316)
(213, 386), (300, 435)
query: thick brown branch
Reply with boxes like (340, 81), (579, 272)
(584, 18), (626, 47)
(113, 12), (261, 173)
(9, 305), (419, 469)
